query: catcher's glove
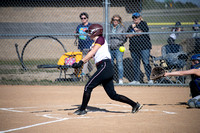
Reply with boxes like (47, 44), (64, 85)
(150, 66), (165, 80)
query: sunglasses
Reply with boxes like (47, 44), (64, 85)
(81, 17), (87, 20)
(112, 18), (120, 22)
(132, 16), (139, 19)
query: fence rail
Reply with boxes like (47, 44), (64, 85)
(0, 0), (199, 86)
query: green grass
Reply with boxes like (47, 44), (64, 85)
(0, 59), (60, 74)
(0, 69), (59, 74)
(0, 77), (87, 86)
(0, 59), (58, 65)
(0, 58), (87, 85)
(23, 59), (58, 66)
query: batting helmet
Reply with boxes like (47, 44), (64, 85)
(86, 24), (103, 38)
(191, 54), (200, 61)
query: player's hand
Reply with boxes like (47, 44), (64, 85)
(132, 24), (136, 28)
(72, 60), (84, 68)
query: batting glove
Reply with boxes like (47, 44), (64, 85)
(72, 60), (84, 68)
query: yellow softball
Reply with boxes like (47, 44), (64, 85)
(119, 46), (125, 52)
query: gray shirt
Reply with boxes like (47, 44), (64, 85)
(109, 24), (126, 50)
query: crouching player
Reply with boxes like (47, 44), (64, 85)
(165, 54), (200, 108)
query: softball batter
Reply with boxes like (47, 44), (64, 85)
(72, 24), (142, 115)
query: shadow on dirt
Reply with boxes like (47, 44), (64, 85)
(143, 102), (187, 106)
(58, 105), (129, 114)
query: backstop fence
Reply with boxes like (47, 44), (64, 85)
(0, 0), (200, 86)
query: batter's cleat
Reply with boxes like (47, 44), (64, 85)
(74, 109), (87, 115)
(132, 102), (143, 113)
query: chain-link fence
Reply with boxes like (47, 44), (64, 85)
(0, 0), (200, 85)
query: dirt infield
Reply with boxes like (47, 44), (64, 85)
(0, 85), (199, 133)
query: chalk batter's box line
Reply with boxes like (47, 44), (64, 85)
(0, 104), (177, 133)
(0, 104), (130, 133)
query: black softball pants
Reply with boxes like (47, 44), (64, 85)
(79, 59), (137, 111)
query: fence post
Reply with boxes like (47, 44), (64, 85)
(104, 0), (110, 43)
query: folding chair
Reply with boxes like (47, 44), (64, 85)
(38, 51), (83, 81)
(150, 43), (188, 84)
(57, 52), (83, 80)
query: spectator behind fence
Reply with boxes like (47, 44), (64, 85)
(192, 19), (200, 32)
(109, 15), (126, 84)
(191, 19), (200, 55)
(75, 12), (94, 77)
(161, 37), (187, 69)
(168, 21), (183, 42)
(126, 12), (153, 84)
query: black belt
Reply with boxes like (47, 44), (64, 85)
(96, 59), (111, 67)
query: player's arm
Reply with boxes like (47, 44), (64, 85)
(165, 69), (200, 77)
(82, 44), (101, 63)
(74, 27), (79, 38)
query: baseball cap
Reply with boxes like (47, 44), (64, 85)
(191, 54), (200, 61)
(175, 21), (181, 26)
(132, 12), (140, 19)
(194, 19), (198, 24)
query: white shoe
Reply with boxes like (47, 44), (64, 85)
(119, 79), (123, 84)
(129, 80), (140, 85)
(148, 80), (154, 84)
